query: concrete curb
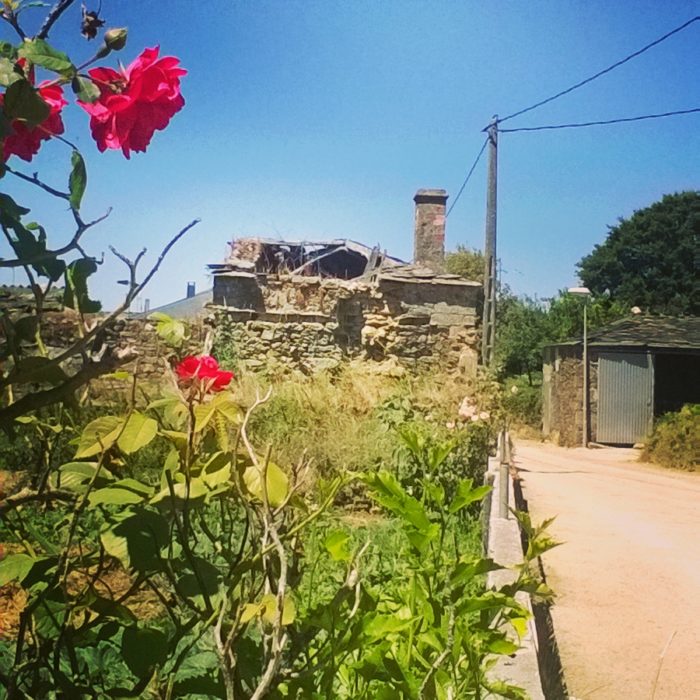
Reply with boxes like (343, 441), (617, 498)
(485, 456), (545, 699)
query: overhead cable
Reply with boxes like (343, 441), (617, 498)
(499, 107), (700, 132)
(496, 15), (700, 127)
(446, 137), (488, 217)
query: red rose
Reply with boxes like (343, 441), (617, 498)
(175, 355), (233, 392)
(1, 82), (67, 162)
(78, 46), (186, 159)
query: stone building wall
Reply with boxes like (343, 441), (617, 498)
(210, 272), (480, 375)
(542, 346), (599, 447)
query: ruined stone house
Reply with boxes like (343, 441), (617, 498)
(208, 189), (482, 373)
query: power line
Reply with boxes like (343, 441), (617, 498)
(496, 15), (700, 126)
(446, 136), (488, 217)
(499, 107), (700, 132)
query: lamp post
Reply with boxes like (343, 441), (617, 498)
(568, 287), (591, 448)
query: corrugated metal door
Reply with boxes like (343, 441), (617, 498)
(597, 352), (654, 444)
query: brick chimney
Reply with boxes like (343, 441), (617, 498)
(413, 188), (448, 272)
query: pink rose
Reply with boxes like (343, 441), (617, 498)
(79, 46), (185, 158)
(1, 81), (67, 162)
(176, 355), (233, 392)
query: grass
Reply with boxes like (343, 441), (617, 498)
(239, 362), (482, 481)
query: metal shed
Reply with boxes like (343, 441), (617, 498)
(542, 316), (700, 446)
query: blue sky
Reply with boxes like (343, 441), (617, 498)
(3, 1), (699, 310)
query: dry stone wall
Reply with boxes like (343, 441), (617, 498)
(211, 273), (480, 375)
(39, 312), (207, 396)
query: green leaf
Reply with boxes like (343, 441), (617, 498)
(148, 311), (188, 347)
(0, 41), (16, 60)
(240, 601), (263, 624)
(57, 461), (105, 491)
(448, 480), (492, 513)
(121, 626), (168, 679)
(201, 463), (231, 490)
(211, 393), (241, 424)
(324, 530), (351, 562)
(68, 150), (87, 210)
(18, 39), (74, 75)
(262, 593), (296, 625)
(64, 258), (101, 314)
(451, 557), (502, 587)
(364, 471), (433, 533)
(242, 594), (296, 626)
(0, 192), (30, 220)
(71, 74), (100, 103)
(3, 78), (49, 125)
(2, 215), (65, 281)
(117, 412), (158, 454)
(0, 57), (22, 87)
(363, 613), (413, 640)
(0, 553), (35, 586)
(75, 415), (123, 458)
(193, 401), (216, 432)
(88, 480), (153, 507)
(150, 477), (209, 506)
(487, 637), (520, 655)
(101, 508), (169, 571)
(242, 462), (289, 507)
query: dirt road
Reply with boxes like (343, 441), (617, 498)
(514, 441), (700, 700)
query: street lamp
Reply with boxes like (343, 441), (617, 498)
(568, 286), (591, 448)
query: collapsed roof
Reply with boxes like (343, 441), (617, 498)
(208, 237), (404, 280)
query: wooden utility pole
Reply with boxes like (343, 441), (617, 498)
(482, 116), (498, 365)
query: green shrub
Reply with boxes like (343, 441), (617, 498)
(503, 375), (543, 429)
(643, 404), (700, 470)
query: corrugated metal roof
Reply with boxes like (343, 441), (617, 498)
(143, 289), (212, 319)
(550, 315), (700, 351)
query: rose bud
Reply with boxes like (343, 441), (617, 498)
(104, 27), (128, 51)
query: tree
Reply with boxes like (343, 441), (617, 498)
(545, 291), (626, 342)
(495, 292), (549, 383)
(495, 290), (626, 383)
(445, 245), (484, 283)
(577, 191), (699, 315)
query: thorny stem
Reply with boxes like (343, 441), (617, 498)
(36, 0), (77, 40)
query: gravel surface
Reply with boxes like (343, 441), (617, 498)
(514, 440), (700, 700)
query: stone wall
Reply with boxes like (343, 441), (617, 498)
(210, 272), (480, 375)
(39, 312), (208, 396)
(27, 266), (481, 390)
(542, 346), (599, 447)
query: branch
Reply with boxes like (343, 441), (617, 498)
(240, 387), (273, 469)
(0, 219), (200, 389)
(1, 10), (27, 40)
(0, 487), (77, 516)
(0, 205), (112, 269)
(249, 448), (289, 700)
(36, 0), (76, 40)
(0, 348), (136, 427)
(5, 166), (70, 201)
